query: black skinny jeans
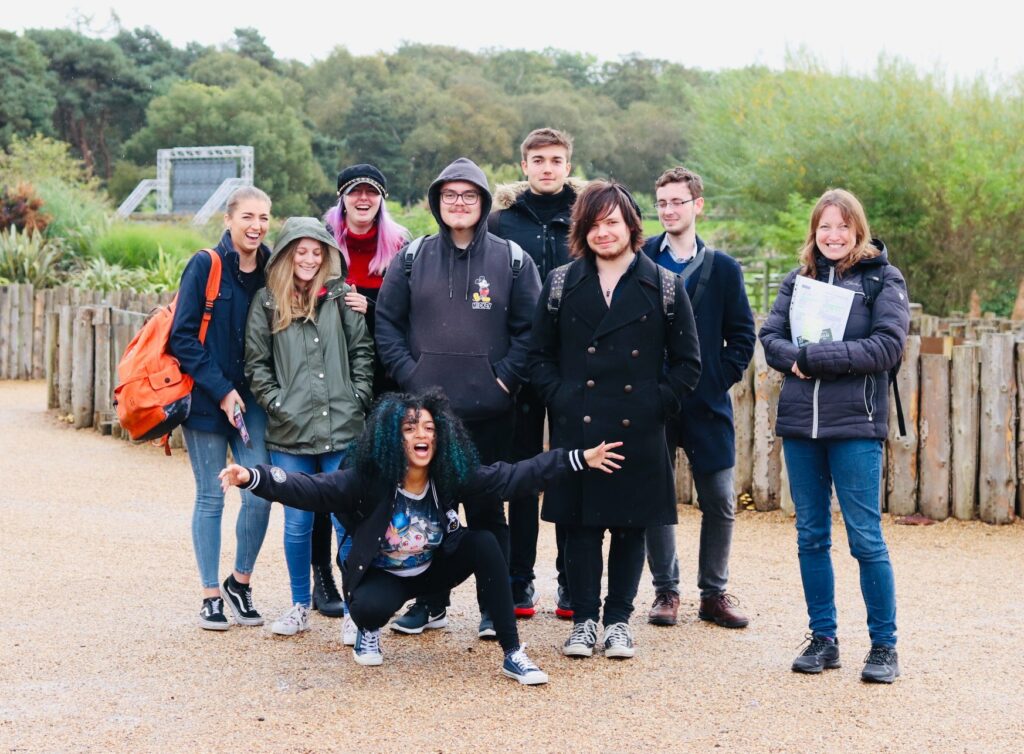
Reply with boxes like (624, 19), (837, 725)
(564, 526), (646, 625)
(348, 529), (520, 652)
(420, 408), (514, 612)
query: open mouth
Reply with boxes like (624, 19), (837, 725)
(412, 442), (431, 457)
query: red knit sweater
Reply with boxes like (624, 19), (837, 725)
(345, 227), (382, 290)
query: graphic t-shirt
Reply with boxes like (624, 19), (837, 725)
(371, 483), (444, 576)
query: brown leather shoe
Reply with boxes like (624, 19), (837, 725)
(647, 591), (680, 626)
(698, 593), (749, 628)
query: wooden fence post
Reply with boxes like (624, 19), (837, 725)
(675, 448), (693, 507)
(0, 286), (9, 378)
(886, 335), (921, 515)
(951, 344), (980, 520)
(978, 333), (1017, 523)
(16, 284), (33, 378)
(32, 288), (46, 379)
(45, 310), (60, 409)
(752, 340), (782, 511)
(58, 305), (73, 413)
(71, 306), (95, 429)
(1017, 342), (1024, 518)
(5, 284), (20, 379)
(732, 361), (755, 497)
(92, 306), (113, 428)
(918, 353), (951, 520)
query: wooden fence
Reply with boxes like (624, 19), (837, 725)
(3, 284), (1024, 523)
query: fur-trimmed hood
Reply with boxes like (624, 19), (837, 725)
(492, 177), (588, 211)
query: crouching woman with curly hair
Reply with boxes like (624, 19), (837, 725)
(219, 389), (623, 685)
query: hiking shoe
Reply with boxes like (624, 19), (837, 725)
(792, 634), (841, 674)
(221, 575), (264, 626)
(341, 615), (357, 647)
(270, 603), (310, 636)
(512, 580), (539, 618)
(861, 645), (900, 683)
(311, 562), (346, 617)
(198, 597), (229, 631)
(648, 591), (680, 626)
(478, 612), (497, 640)
(603, 622), (636, 659)
(555, 584), (574, 620)
(562, 618), (599, 657)
(698, 593), (749, 628)
(353, 628), (383, 666)
(390, 602), (448, 634)
(502, 645), (549, 685)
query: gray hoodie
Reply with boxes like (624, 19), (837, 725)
(375, 158), (542, 421)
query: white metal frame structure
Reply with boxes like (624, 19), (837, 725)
(116, 146), (255, 225)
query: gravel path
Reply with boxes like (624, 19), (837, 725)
(1, 380), (1022, 753)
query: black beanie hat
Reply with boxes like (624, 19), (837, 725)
(336, 164), (388, 199)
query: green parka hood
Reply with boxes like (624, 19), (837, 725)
(267, 216), (346, 281)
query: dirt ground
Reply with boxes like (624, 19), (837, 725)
(1, 380), (1022, 753)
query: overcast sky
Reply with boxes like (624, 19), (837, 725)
(7, 1), (1022, 83)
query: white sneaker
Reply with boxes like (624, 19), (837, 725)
(353, 628), (383, 666)
(342, 615), (357, 646)
(603, 621), (635, 659)
(270, 603), (310, 636)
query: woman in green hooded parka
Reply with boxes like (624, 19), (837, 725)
(245, 217), (374, 640)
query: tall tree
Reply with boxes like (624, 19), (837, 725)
(0, 32), (56, 147)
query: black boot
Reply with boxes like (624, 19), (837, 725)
(311, 561), (345, 617)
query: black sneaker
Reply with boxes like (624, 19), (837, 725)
(555, 584), (573, 620)
(511, 580), (539, 618)
(792, 634), (841, 673)
(861, 645), (900, 683)
(198, 597), (229, 631)
(390, 602), (448, 635)
(478, 611), (497, 640)
(221, 575), (264, 626)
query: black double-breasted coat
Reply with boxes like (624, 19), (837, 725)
(529, 253), (702, 527)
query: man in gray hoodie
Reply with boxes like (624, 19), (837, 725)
(375, 157), (542, 639)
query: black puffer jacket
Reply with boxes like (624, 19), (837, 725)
(759, 242), (910, 440)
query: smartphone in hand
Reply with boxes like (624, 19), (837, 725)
(233, 403), (253, 449)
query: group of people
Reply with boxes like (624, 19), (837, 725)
(169, 127), (910, 687)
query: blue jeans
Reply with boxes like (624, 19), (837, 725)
(645, 466), (736, 598)
(783, 438), (897, 647)
(269, 450), (350, 607)
(184, 404), (271, 589)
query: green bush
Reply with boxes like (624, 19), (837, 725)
(35, 177), (111, 257)
(68, 257), (149, 292)
(92, 222), (206, 269)
(0, 226), (71, 287)
(391, 201), (437, 238)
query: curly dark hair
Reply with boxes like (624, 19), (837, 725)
(351, 388), (480, 502)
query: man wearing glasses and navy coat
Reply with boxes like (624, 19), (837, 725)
(375, 157), (542, 640)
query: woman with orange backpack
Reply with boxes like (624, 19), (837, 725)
(169, 186), (274, 631)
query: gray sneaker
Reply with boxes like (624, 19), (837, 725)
(792, 634), (841, 674)
(861, 645), (900, 683)
(562, 618), (598, 657)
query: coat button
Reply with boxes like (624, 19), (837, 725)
(624, 384), (633, 393)
(587, 346), (596, 354)
(325, 444), (331, 450)
(641, 315), (647, 322)
(622, 419), (632, 428)
(319, 373), (325, 378)
(583, 415), (592, 424)
(631, 349), (640, 358)
(586, 379), (595, 388)
(358, 565), (363, 570)
(322, 411), (328, 416)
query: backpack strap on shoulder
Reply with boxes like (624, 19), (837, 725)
(546, 262), (574, 315)
(657, 266), (677, 323)
(402, 236), (425, 276)
(507, 239), (524, 279)
(198, 248), (221, 344)
(689, 248), (716, 310)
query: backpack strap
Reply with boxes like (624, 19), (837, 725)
(862, 264), (907, 437)
(507, 239), (524, 279)
(657, 266), (676, 323)
(689, 248), (716, 310)
(198, 248), (221, 344)
(546, 262), (574, 315)
(402, 236), (426, 276)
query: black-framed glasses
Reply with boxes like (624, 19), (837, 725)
(655, 198), (697, 210)
(440, 190), (480, 205)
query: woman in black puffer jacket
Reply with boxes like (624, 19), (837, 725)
(759, 188), (909, 684)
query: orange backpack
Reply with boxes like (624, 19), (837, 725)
(113, 249), (221, 453)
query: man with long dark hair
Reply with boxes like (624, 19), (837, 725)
(529, 181), (701, 659)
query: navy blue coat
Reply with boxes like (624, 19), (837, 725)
(758, 243), (910, 440)
(642, 234), (756, 473)
(169, 231), (270, 435)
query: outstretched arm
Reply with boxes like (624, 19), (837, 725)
(219, 463), (361, 515)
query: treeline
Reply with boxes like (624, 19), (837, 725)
(2, 26), (1023, 314)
